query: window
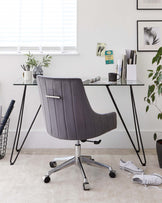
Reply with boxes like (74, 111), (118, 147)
(0, 0), (77, 54)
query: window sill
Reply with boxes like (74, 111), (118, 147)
(0, 50), (80, 56)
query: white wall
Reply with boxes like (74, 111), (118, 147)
(0, 0), (162, 149)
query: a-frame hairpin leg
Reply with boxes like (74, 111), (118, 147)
(10, 85), (41, 165)
(106, 85), (146, 166)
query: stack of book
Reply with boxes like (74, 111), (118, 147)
(0, 105), (2, 124)
(121, 50), (137, 81)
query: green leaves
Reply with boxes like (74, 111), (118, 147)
(147, 85), (155, 97)
(146, 105), (149, 112)
(25, 52), (52, 69)
(145, 84), (156, 112)
(42, 55), (52, 67)
(152, 47), (162, 65)
(152, 72), (158, 80)
(148, 72), (153, 78)
(151, 92), (155, 102)
(25, 52), (38, 68)
(145, 47), (162, 115)
(158, 113), (162, 119)
(153, 133), (157, 141)
(158, 83), (162, 95)
(156, 65), (162, 72)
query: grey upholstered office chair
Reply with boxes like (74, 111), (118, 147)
(37, 76), (117, 190)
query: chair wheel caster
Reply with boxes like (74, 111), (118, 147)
(43, 175), (51, 183)
(49, 161), (57, 168)
(83, 182), (90, 191)
(109, 170), (116, 178)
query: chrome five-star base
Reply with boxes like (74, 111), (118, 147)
(42, 141), (116, 191)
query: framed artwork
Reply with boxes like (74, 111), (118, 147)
(137, 0), (162, 10)
(137, 20), (162, 52)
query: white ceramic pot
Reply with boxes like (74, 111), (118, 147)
(23, 71), (32, 81)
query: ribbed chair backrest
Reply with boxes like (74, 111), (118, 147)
(37, 76), (117, 140)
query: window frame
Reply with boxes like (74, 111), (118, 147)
(0, 0), (78, 55)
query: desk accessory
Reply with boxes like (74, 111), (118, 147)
(121, 55), (127, 81)
(121, 49), (137, 81)
(0, 100), (15, 159)
(83, 76), (101, 84)
(127, 65), (137, 80)
(23, 71), (33, 82)
(108, 73), (120, 82)
(117, 59), (122, 77)
(0, 105), (2, 124)
(89, 76), (101, 83)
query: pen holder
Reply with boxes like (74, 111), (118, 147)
(127, 65), (136, 81)
(23, 71), (33, 82)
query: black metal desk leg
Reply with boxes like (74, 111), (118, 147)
(106, 86), (146, 166)
(130, 86), (146, 165)
(15, 85), (27, 152)
(10, 85), (41, 165)
(130, 86), (140, 152)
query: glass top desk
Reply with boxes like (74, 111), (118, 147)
(10, 78), (146, 166)
(13, 78), (144, 86)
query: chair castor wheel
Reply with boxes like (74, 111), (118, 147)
(109, 170), (116, 178)
(83, 182), (90, 191)
(49, 161), (57, 168)
(43, 175), (51, 183)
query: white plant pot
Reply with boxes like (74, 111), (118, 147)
(23, 71), (32, 81)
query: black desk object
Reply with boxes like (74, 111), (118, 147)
(0, 100), (15, 135)
(10, 80), (41, 165)
(10, 78), (146, 166)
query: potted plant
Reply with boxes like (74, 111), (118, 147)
(22, 52), (52, 79)
(144, 47), (162, 168)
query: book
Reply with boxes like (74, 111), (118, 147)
(121, 50), (137, 81)
(105, 50), (114, 64)
(121, 55), (127, 81)
(0, 105), (2, 124)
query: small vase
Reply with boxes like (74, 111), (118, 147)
(33, 66), (43, 79)
(156, 139), (162, 168)
(23, 71), (32, 82)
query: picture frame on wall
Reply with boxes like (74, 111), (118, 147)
(137, 20), (162, 52)
(137, 0), (162, 10)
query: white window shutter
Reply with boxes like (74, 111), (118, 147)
(0, 0), (77, 54)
